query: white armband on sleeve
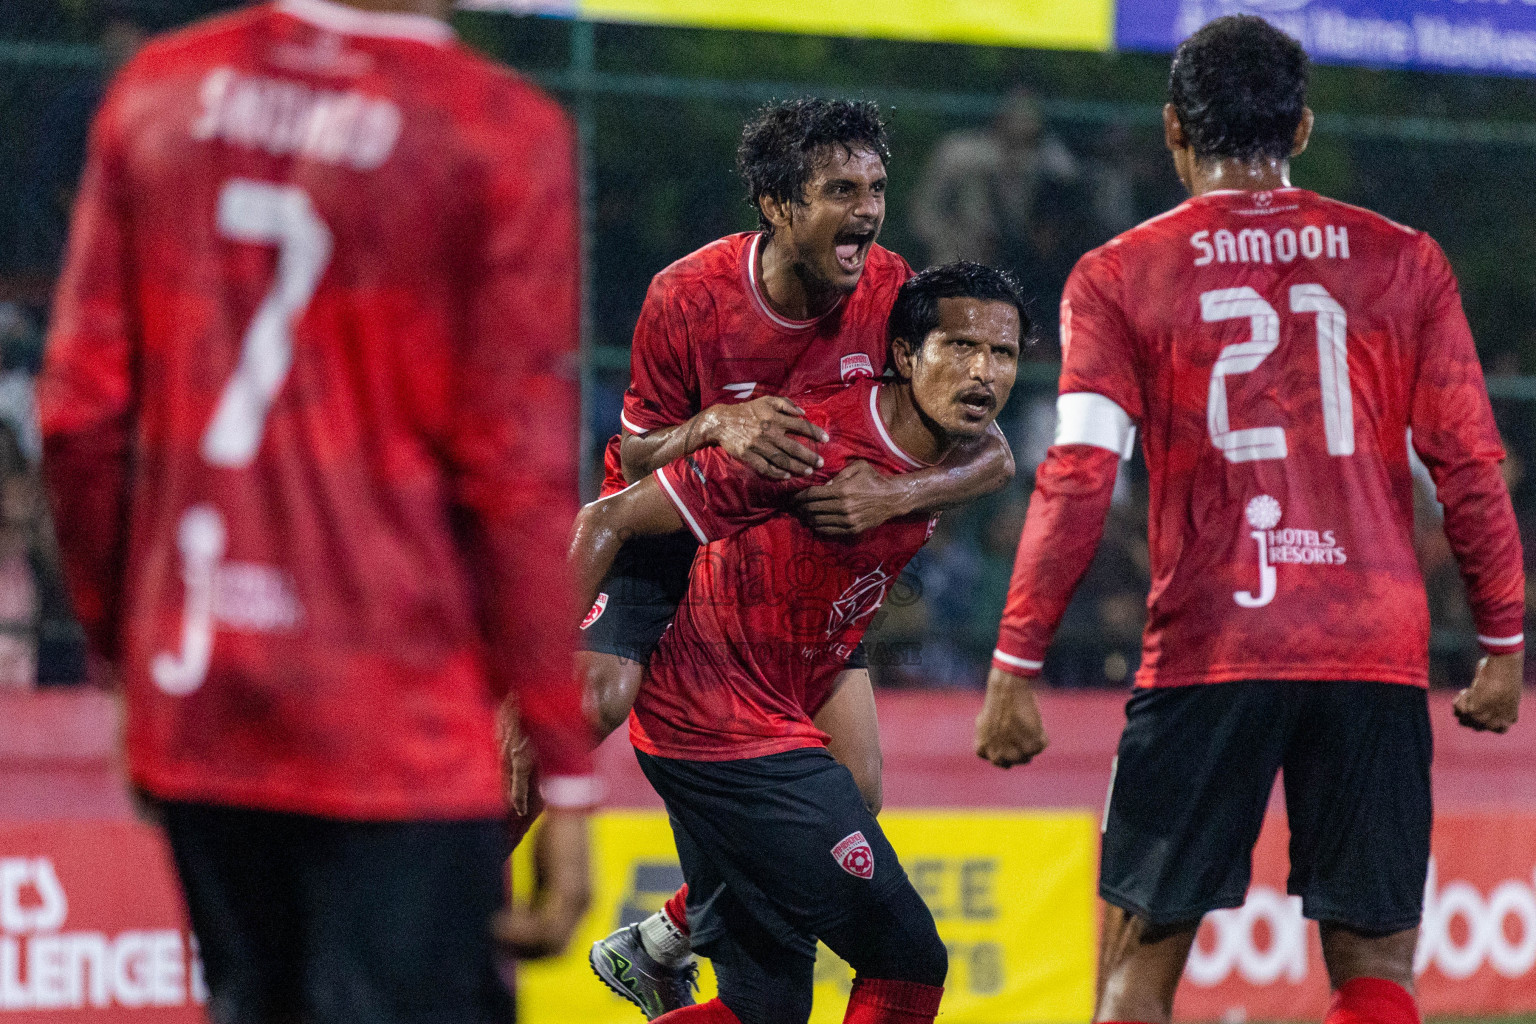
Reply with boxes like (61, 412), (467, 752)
(540, 775), (605, 811)
(1054, 392), (1136, 460)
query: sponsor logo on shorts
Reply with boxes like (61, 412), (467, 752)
(840, 354), (875, 382)
(832, 832), (875, 880)
(580, 593), (609, 630)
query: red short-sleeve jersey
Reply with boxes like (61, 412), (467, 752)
(632, 379), (939, 760)
(600, 232), (912, 495)
(39, 0), (595, 818)
(996, 188), (1524, 687)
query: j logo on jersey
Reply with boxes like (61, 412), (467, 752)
(832, 832), (875, 880)
(581, 593), (609, 630)
(840, 354), (875, 382)
(1235, 496), (1347, 609)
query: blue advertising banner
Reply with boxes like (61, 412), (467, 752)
(1116, 0), (1536, 77)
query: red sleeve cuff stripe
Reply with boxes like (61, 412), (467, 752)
(992, 648), (1044, 672)
(618, 412), (651, 436)
(1477, 632), (1524, 648)
(655, 464), (710, 544)
(539, 775), (604, 810)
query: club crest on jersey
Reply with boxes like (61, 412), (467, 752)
(840, 354), (875, 382)
(580, 593), (609, 630)
(827, 565), (892, 637)
(832, 831), (875, 879)
(1235, 496), (1347, 610)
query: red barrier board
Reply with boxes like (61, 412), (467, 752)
(1174, 813), (1536, 1021)
(0, 822), (205, 1021)
(6, 690), (1536, 1021)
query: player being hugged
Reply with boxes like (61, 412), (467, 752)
(571, 264), (1026, 1024)
(573, 98), (1013, 1017)
(977, 16), (1524, 1024)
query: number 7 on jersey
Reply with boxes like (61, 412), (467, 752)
(202, 178), (332, 468)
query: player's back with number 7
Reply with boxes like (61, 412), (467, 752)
(40, 1), (595, 1019)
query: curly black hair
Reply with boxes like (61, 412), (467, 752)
(736, 98), (890, 233)
(1169, 15), (1310, 163)
(888, 262), (1030, 353)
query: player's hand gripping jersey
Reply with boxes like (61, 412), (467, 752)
(632, 379), (938, 758)
(996, 188), (1524, 687)
(40, 0), (592, 817)
(601, 231), (911, 495)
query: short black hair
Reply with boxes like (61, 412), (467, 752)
(888, 262), (1030, 353)
(737, 98), (890, 233)
(1169, 15), (1309, 163)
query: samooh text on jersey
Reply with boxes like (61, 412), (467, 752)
(1191, 225), (1351, 267)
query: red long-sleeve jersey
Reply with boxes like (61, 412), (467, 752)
(599, 232), (912, 496)
(40, 0), (595, 818)
(635, 380), (941, 760)
(995, 188), (1524, 688)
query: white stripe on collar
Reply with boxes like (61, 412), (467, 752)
(274, 0), (455, 45)
(868, 384), (926, 470)
(747, 232), (842, 332)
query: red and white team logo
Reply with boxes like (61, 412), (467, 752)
(826, 565), (892, 637)
(840, 353), (875, 382)
(832, 832), (875, 880)
(580, 593), (609, 630)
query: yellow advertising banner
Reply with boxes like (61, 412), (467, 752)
(576, 0), (1114, 51)
(514, 810), (1097, 1023)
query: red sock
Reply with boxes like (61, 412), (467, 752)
(663, 883), (690, 936)
(843, 978), (944, 1024)
(654, 998), (740, 1023)
(1325, 978), (1420, 1024)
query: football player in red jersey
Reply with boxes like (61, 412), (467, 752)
(572, 263), (1025, 1024)
(576, 100), (1013, 1015)
(39, 0), (595, 1020)
(977, 16), (1524, 1024)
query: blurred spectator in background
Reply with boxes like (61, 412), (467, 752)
(1083, 123), (1141, 238)
(909, 88), (1077, 270)
(15, 1), (157, 280)
(0, 420), (84, 690)
(0, 304), (43, 461)
(0, 425), (40, 691)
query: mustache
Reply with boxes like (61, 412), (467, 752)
(956, 387), (996, 409)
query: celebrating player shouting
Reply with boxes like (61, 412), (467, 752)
(978, 16), (1524, 1024)
(572, 264), (1026, 1024)
(579, 99), (1013, 1015)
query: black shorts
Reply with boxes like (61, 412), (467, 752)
(160, 802), (514, 1024)
(1100, 680), (1432, 934)
(580, 531), (866, 669)
(636, 747), (909, 960)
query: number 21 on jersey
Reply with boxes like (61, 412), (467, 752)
(1201, 284), (1352, 610)
(152, 179), (331, 696)
(1202, 284), (1353, 463)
